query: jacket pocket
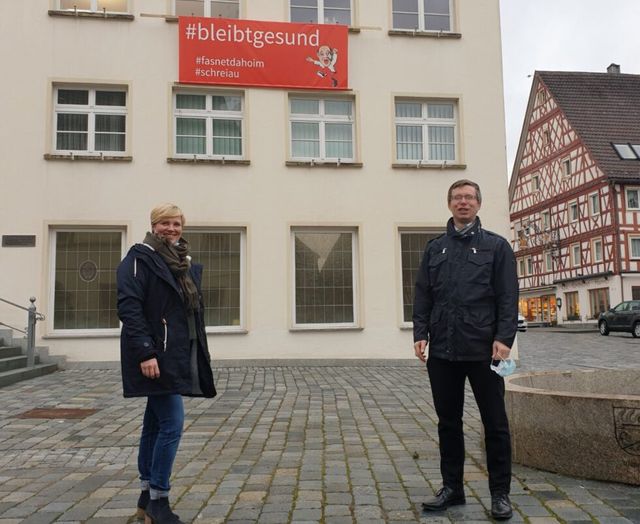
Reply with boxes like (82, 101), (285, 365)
(466, 250), (493, 285)
(428, 251), (448, 286)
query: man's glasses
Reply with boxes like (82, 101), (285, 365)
(451, 194), (477, 202)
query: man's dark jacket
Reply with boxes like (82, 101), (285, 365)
(413, 217), (518, 361)
(117, 243), (216, 398)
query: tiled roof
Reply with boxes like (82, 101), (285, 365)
(539, 70), (640, 182)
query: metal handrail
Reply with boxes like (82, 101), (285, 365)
(0, 297), (45, 367)
(0, 321), (26, 334)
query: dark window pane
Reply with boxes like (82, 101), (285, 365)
(96, 91), (126, 106)
(58, 89), (89, 105)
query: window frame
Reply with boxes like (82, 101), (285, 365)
(56, 0), (130, 13)
(541, 210), (551, 230)
(588, 192), (601, 216)
(288, 96), (356, 163)
(525, 256), (533, 276)
(52, 85), (128, 157)
(394, 98), (458, 165)
(47, 226), (125, 336)
(517, 258), (525, 278)
(391, 0), (454, 32)
(589, 287), (610, 319)
(174, 0), (241, 17)
(561, 157), (572, 178)
(629, 236), (640, 259)
(531, 173), (540, 192)
(397, 228), (444, 327)
(183, 227), (247, 332)
(544, 251), (553, 273)
(290, 227), (360, 330)
(173, 89), (245, 160)
(626, 187), (640, 210)
(289, 0), (353, 25)
(592, 237), (603, 263)
(570, 242), (581, 268)
(568, 200), (579, 222)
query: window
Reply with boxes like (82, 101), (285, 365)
(565, 291), (580, 320)
(561, 158), (572, 178)
(183, 229), (245, 329)
(518, 258), (525, 277)
(544, 251), (553, 272)
(290, 0), (351, 25)
(589, 192), (600, 216)
(612, 143), (639, 160)
(395, 99), (457, 163)
(50, 229), (123, 331)
(392, 0), (452, 31)
(532, 174), (540, 191)
(626, 188), (640, 210)
(175, 0), (240, 17)
(536, 90), (547, 106)
(568, 201), (579, 222)
(174, 91), (244, 159)
(53, 86), (127, 155)
(542, 128), (551, 146)
(541, 210), (551, 230)
(399, 230), (443, 323)
(289, 97), (354, 162)
(58, 0), (128, 13)
(630, 236), (640, 259)
(526, 256), (533, 276)
(589, 288), (610, 319)
(571, 243), (581, 267)
(292, 228), (358, 327)
(592, 238), (603, 263)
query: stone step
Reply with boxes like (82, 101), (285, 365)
(0, 345), (22, 359)
(0, 363), (58, 389)
(0, 355), (30, 372)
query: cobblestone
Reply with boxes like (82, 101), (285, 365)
(0, 330), (638, 522)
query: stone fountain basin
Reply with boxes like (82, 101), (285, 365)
(505, 368), (640, 485)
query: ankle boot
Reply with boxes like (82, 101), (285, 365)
(144, 497), (184, 524)
(136, 490), (150, 519)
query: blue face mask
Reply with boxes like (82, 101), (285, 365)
(490, 359), (516, 377)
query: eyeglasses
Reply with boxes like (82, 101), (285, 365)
(451, 194), (477, 202)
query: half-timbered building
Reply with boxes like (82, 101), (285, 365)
(509, 65), (640, 325)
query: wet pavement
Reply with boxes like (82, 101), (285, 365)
(0, 329), (638, 523)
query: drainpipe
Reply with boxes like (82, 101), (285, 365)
(610, 181), (624, 301)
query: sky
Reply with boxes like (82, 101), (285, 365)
(499, 0), (640, 178)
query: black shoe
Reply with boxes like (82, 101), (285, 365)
(491, 493), (513, 520)
(145, 497), (184, 524)
(421, 486), (466, 511)
(136, 490), (150, 519)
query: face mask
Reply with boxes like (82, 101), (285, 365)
(490, 359), (516, 377)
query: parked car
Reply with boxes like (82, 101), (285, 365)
(598, 300), (640, 338)
(518, 314), (528, 332)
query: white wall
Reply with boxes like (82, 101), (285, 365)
(0, 0), (509, 361)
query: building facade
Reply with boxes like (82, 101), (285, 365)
(0, 0), (509, 363)
(509, 67), (640, 326)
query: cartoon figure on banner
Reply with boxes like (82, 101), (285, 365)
(306, 45), (339, 87)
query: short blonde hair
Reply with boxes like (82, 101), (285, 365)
(150, 203), (185, 227)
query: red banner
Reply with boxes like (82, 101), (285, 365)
(179, 17), (348, 90)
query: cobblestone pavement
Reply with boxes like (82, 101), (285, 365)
(0, 330), (638, 523)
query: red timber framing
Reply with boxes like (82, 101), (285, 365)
(507, 69), (640, 324)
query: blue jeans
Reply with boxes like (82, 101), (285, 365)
(138, 394), (184, 493)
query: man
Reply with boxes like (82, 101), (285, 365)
(413, 179), (518, 520)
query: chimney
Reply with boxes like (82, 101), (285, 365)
(607, 63), (621, 74)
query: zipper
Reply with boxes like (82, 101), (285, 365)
(162, 318), (168, 351)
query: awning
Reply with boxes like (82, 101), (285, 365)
(518, 286), (556, 297)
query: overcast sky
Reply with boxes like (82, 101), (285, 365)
(499, 0), (640, 178)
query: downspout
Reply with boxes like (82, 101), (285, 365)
(610, 180), (624, 301)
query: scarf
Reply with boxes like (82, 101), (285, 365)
(143, 232), (200, 312)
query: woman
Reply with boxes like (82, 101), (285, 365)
(117, 203), (216, 524)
